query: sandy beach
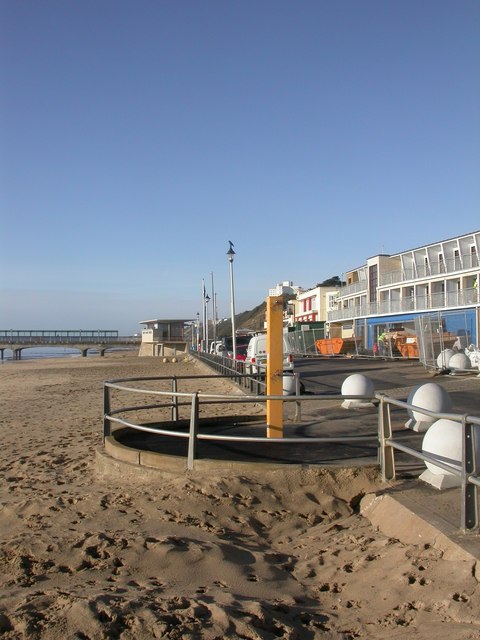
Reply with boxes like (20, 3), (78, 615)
(0, 353), (479, 639)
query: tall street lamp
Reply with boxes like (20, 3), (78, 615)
(211, 271), (217, 351)
(196, 312), (200, 351)
(202, 279), (207, 351)
(205, 293), (210, 351)
(227, 241), (237, 361)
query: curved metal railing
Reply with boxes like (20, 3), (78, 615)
(103, 373), (479, 533)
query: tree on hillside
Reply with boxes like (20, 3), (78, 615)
(316, 275), (344, 287)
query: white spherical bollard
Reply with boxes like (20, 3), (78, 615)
(448, 352), (471, 371)
(406, 383), (452, 432)
(436, 348), (455, 369)
(171, 357), (177, 363)
(422, 419), (462, 475)
(421, 419), (480, 488)
(341, 374), (375, 408)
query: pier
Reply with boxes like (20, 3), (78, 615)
(0, 330), (141, 360)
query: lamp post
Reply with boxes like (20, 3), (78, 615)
(211, 271), (217, 352)
(201, 279), (207, 351)
(213, 291), (218, 350)
(205, 293), (210, 352)
(227, 241), (237, 361)
(196, 312), (200, 351)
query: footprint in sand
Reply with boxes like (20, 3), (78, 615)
(406, 573), (430, 586)
(213, 580), (228, 588)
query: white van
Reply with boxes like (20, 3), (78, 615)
(245, 334), (294, 373)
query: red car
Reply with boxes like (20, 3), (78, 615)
(226, 344), (248, 361)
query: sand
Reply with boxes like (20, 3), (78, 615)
(0, 353), (478, 639)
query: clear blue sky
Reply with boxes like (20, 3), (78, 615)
(1, 0), (479, 334)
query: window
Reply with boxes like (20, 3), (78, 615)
(439, 253), (445, 273)
(471, 245), (478, 267)
(453, 249), (461, 270)
(369, 265), (378, 303)
(424, 256), (429, 276)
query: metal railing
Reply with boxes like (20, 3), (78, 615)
(0, 336), (140, 345)
(328, 287), (479, 322)
(0, 329), (140, 346)
(336, 280), (368, 297)
(379, 251), (479, 286)
(285, 328), (325, 356)
(103, 371), (479, 534)
(378, 394), (480, 532)
(194, 352), (267, 394)
(0, 329), (120, 339)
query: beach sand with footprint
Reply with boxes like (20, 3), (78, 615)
(0, 353), (478, 639)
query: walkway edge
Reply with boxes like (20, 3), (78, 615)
(360, 493), (480, 564)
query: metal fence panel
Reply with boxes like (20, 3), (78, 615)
(415, 310), (474, 369)
(286, 328), (325, 356)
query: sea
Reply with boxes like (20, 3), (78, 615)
(1, 346), (136, 363)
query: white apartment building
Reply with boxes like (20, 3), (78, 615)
(326, 230), (480, 352)
(268, 280), (304, 297)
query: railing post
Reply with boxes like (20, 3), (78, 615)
(378, 394), (395, 480)
(187, 392), (199, 470)
(171, 376), (179, 421)
(461, 416), (479, 532)
(294, 372), (301, 422)
(103, 384), (111, 440)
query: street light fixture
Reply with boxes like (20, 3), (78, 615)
(211, 271), (217, 351)
(202, 279), (208, 352)
(227, 241), (236, 361)
(205, 293), (210, 352)
(196, 312), (200, 351)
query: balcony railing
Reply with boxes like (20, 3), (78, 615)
(328, 287), (479, 321)
(380, 252), (479, 287)
(336, 281), (368, 297)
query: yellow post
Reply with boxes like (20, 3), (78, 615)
(266, 295), (283, 437)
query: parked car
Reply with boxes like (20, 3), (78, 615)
(245, 334), (294, 373)
(226, 344), (248, 361)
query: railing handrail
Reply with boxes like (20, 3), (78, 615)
(103, 370), (479, 534)
(0, 336), (140, 344)
(328, 286), (479, 321)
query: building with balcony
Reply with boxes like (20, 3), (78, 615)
(326, 231), (480, 354)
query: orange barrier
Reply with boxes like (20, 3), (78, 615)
(392, 337), (418, 358)
(315, 338), (358, 355)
